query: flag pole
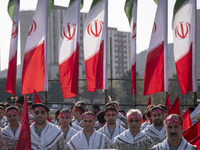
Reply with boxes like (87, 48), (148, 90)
(194, 0), (197, 106)
(104, 0), (108, 104)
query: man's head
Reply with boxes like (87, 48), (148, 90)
(6, 106), (20, 128)
(81, 111), (95, 133)
(0, 106), (5, 120)
(97, 111), (106, 127)
(15, 96), (24, 116)
(28, 101), (33, 115)
(72, 104), (86, 121)
(144, 104), (155, 124)
(104, 107), (117, 126)
(59, 108), (72, 128)
(75, 101), (86, 110)
(165, 114), (183, 146)
(127, 109), (142, 134)
(105, 101), (119, 111)
(157, 104), (168, 119)
(32, 103), (50, 126)
(92, 105), (100, 115)
(150, 106), (164, 128)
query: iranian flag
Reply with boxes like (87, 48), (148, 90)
(124, 0), (137, 95)
(6, 0), (20, 97)
(22, 0), (52, 94)
(58, 0), (81, 99)
(83, 0), (108, 92)
(143, 0), (168, 95)
(172, 0), (197, 94)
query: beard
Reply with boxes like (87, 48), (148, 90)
(108, 119), (115, 125)
(35, 117), (46, 125)
(154, 119), (163, 127)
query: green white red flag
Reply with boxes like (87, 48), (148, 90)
(6, 0), (20, 97)
(124, 0), (137, 95)
(22, 0), (53, 94)
(172, 0), (197, 94)
(58, 0), (82, 99)
(143, 0), (168, 96)
(83, 0), (108, 92)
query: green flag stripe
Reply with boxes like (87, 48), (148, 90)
(124, 0), (137, 25)
(154, 0), (159, 4)
(69, 0), (84, 9)
(7, 0), (20, 20)
(173, 0), (189, 17)
(48, 0), (54, 16)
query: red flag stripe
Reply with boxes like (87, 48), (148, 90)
(143, 41), (165, 95)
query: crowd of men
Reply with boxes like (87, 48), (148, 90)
(0, 96), (198, 150)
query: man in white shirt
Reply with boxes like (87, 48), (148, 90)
(59, 108), (78, 143)
(30, 103), (67, 150)
(98, 107), (125, 147)
(68, 111), (111, 149)
(114, 109), (154, 150)
(143, 106), (166, 145)
(151, 114), (197, 150)
(1, 106), (21, 150)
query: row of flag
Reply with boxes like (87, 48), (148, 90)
(5, 0), (198, 98)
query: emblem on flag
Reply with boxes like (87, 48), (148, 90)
(175, 22), (191, 39)
(87, 20), (104, 37)
(61, 23), (76, 40)
(28, 20), (37, 36)
(11, 21), (18, 38)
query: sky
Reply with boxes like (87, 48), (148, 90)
(0, 0), (199, 70)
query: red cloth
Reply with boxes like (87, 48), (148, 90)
(15, 96), (31, 150)
(183, 120), (200, 142)
(147, 96), (151, 108)
(33, 90), (51, 122)
(168, 97), (181, 116)
(165, 93), (170, 113)
(182, 109), (192, 132)
(190, 135), (200, 149)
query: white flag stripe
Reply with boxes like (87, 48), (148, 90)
(59, 0), (80, 64)
(83, 0), (106, 59)
(131, 1), (137, 66)
(24, 1), (47, 52)
(173, 0), (197, 92)
(9, 0), (19, 61)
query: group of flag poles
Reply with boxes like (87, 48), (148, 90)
(4, 0), (200, 148)
(5, 0), (198, 99)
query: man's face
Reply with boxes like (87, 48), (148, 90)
(82, 118), (95, 133)
(72, 111), (81, 119)
(59, 115), (72, 128)
(33, 109), (47, 126)
(104, 111), (117, 125)
(167, 123), (182, 142)
(128, 118), (141, 133)
(151, 113), (164, 127)
(0, 110), (4, 120)
(7, 113), (20, 127)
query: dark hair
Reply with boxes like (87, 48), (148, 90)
(150, 106), (164, 115)
(97, 111), (106, 123)
(6, 106), (19, 112)
(157, 104), (168, 112)
(60, 108), (71, 114)
(74, 104), (86, 115)
(15, 96), (24, 104)
(75, 101), (86, 107)
(104, 107), (117, 114)
(92, 105), (100, 111)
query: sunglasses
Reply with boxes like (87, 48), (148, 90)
(34, 110), (46, 115)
